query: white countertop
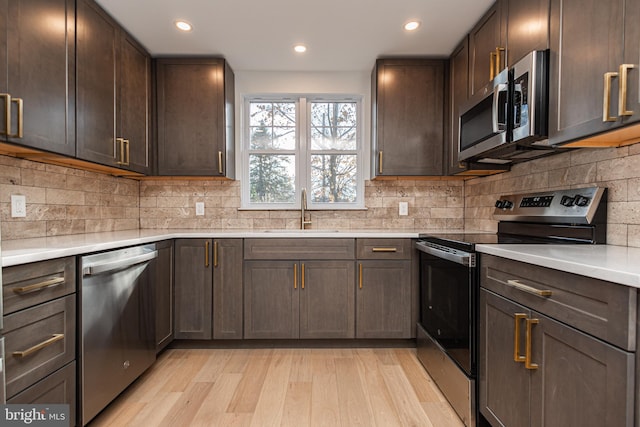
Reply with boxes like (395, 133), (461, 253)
(477, 244), (640, 288)
(1, 229), (421, 267)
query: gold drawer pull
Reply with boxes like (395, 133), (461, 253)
(13, 334), (65, 358)
(525, 318), (539, 370)
(13, 277), (65, 294)
(359, 263), (363, 289)
(372, 247), (397, 253)
(506, 279), (552, 297)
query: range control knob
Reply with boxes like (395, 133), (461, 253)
(574, 195), (591, 207)
(560, 195), (575, 207)
(495, 199), (513, 209)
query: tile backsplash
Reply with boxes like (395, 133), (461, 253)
(2, 141), (639, 248)
(465, 143), (640, 247)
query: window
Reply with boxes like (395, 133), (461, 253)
(242, 96), (363, 209)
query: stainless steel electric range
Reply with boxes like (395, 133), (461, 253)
(414, 186), (607, 427)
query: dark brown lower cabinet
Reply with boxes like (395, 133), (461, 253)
(480, 288), (634, 427)
(154, 240), (174, 351)
(174, 238), (242, 340)
(243, 260), (355, 339)
(356, 260), (412, 338)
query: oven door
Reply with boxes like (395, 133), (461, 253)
(416, 241), (477, 376)
(458, 69), (509, 162)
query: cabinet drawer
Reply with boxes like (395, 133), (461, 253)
(8, 362), (76, 427)
(481, 255), (636, 351)
(356, 239), (413, 260)
(244, 238), (355, 260)
(4, 295), (76, 398)
(3, 257), (76, 315)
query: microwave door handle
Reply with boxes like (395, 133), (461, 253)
(492, 83), (508, 133)
(513, 83), (523, 128)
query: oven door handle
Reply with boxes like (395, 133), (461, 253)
(415, 241), (475, 267)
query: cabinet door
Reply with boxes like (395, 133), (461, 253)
(469, 3), (504, 96)
(76, 0), (118, 166)
(504, 0), (549, 66)
(479, 289), (532, 427)
(373, 59), (445, 176)
(213, 239), (243, 340)
(548, 0), (624, 145)
(446, 37), (469, 175)
(154, 241), (173, 351)
(622, 0), (640, 126)
(156, 58), (229, 176)
(117, 33), (150, 174)
(3, 0), (75, 155)
(529, 313), (634, 427)
(244, 261), (298, 339)
(174, 239), (213, 340)
(356, 260), (411, 338)
(299, 261), (355, 339)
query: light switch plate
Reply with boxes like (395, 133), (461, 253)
(195, 202), (205, 216)
(399, 202), (408, 216)
(11, 194), (26, 218)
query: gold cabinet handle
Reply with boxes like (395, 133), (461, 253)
(213, 241), (218, 268)
(603, 71), (619, 122)
(525, 318), (539, 370)
(124, 139), (130, 166)
(378, 151), (383, 174)
(116, 137), (126, 164)
(205, 241), (210, 268)
(490, 51), (497, 81)
(13, 334), (65, 358)
(294, 263), (298, 289)
(359, 263), (363, 289)
(9, 98), (23, 138)
(218, 151), (223, 175)
(619, 64), (635, 117)
(494, 47), (505, 76)
(301, 263), (305, 289)
(13, 277), (65, 295)
(513, 313), (527, 363)
(372, 247), (397, 253)
(506, 279), (552, 297)
(1, 93), (11, 136)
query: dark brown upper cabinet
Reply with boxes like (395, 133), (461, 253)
(0, 0), (75, 156)
(446, 37), (470, 176)
(155, 58), (235, 178)
(76, 0), (151, 175)
(503, 0), (549, 66)
(547, 0), (640, 147)
(371, 58), (446, 177)
(469, 3), (505, 97)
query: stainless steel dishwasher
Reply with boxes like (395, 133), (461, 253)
(79, 244), (157, 425)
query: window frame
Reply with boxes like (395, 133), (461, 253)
(241, 94), (364, 210)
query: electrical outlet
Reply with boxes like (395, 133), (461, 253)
(11, 194), (27, 218)
(399, 201), (408, 216)
(195, 202), (205, 216)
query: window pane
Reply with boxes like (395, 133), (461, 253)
(249, 102), (296, 150)
(310, 154), (357, 203)
(310, 102), (357, 150)
(249, 154), (296, 203)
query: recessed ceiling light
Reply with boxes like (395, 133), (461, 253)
(175, 20), (193, 32)
(294, 44), (307, 53)
(404, 20), (421, 31)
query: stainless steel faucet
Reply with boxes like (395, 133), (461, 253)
(301, 188), (312, 229)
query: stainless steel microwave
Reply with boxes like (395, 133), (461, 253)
(458, 50), (554, 163)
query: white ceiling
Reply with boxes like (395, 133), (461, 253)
(95, 0), (494, 72)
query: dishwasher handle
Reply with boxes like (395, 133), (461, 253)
(415, 241), (475, 267)
(82, 251), (158, 276)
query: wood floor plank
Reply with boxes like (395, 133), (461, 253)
(89, 348), (466, 427)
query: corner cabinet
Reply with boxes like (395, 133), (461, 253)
(155, 58), (235, 178)
(76, 0), (151, 174)
(243, 239), (356, 339)
(371, 58), (446, 177)
(479, 254), (636, 427)
(0, 0), (75, 156)
(174, 239), (243, 340)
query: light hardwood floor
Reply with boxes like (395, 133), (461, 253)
(89, 348), (464, 427)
